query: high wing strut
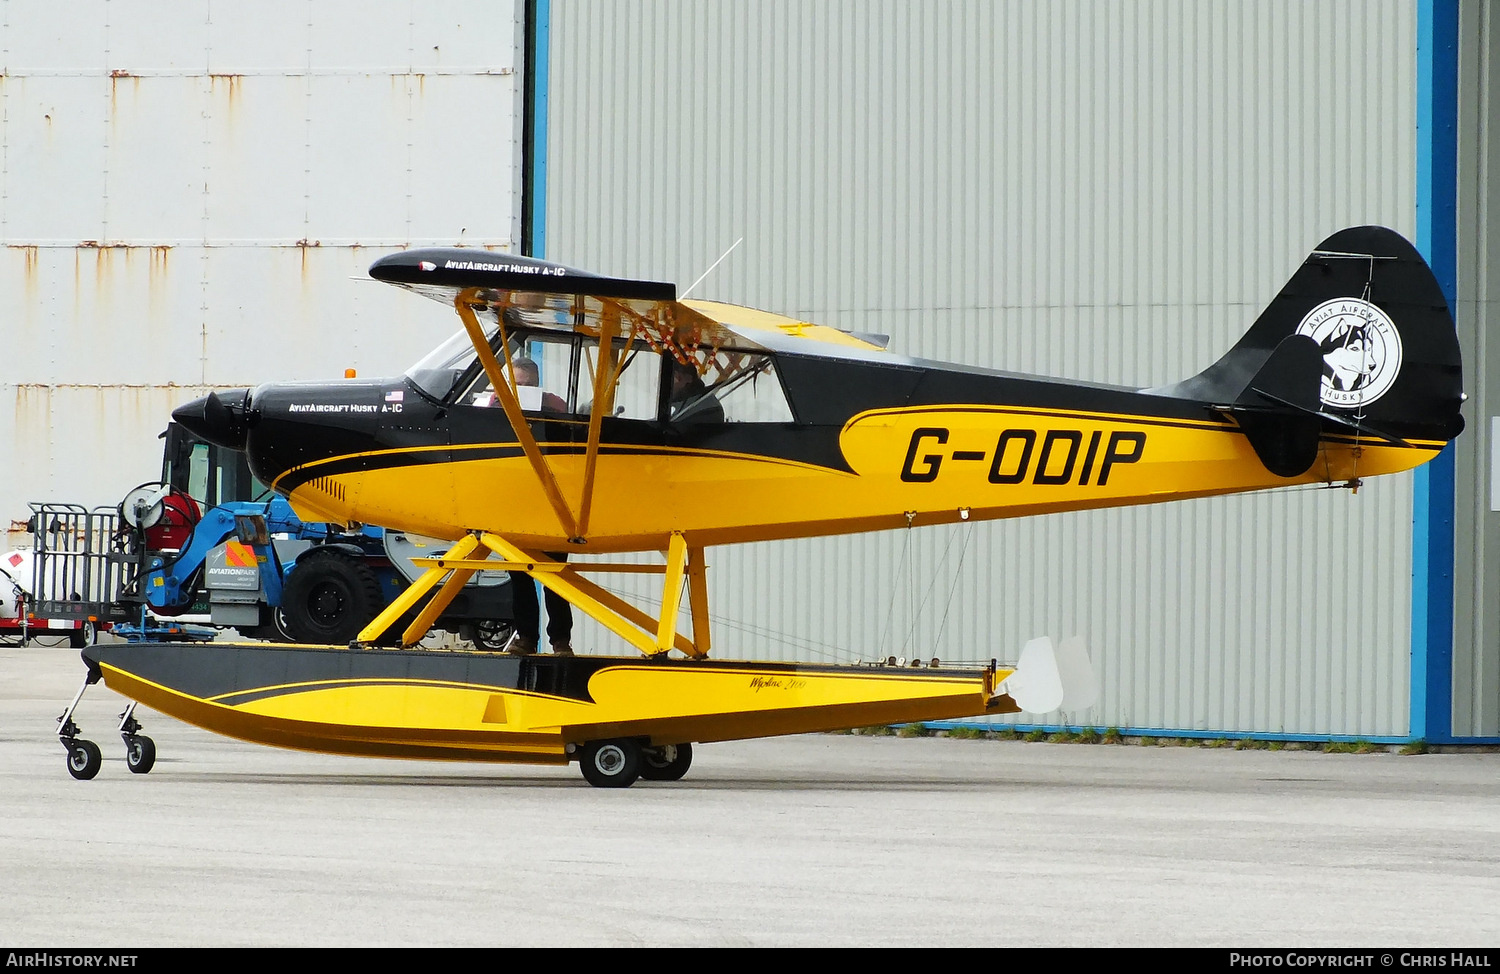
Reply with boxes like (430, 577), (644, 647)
(575, 305), (625, 538)
(453, 289), (658, 544)
(455, 289), (580, 540)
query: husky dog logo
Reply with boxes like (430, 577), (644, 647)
(1294, 298), (1403, 409)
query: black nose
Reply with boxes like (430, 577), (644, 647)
(172, 389), (254, 450)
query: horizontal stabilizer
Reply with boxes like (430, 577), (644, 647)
(1229, 335), (1325, 478)
(1243, 334), (1323, 414)
(1222, 334), (1414, 477)
(1248, 389), (1414, 448)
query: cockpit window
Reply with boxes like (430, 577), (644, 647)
(463, 333), (662, 422)
(412, 319), (790, 424)
(465, 332), (576, 411)
(673, 353), (793, 423)
(582, 340), (660, 420)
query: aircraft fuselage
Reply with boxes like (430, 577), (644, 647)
(223, 353), (1436, 554)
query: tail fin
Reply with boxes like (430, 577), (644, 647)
(1158, 226), (1465, 476)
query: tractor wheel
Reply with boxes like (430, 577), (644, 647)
(279, 551), (383, 645)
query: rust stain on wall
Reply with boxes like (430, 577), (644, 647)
(209, 73), (242, 118)
(12, 385), (55, 471)
(391, 72), (426, 99)
(148, 245), (171, 320)
(93, 244), (112, 292)
(10, 245), (40, 307)
(10, 244), (39, 277)
(296, 238), (321, 282)
(66, 242), (163, 310)
(107, 69), (139, 116)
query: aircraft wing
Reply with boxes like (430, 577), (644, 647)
(369, 248), (768, 360)
(369, 248), (675, 300)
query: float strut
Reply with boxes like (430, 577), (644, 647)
(56, 664), (100, 746)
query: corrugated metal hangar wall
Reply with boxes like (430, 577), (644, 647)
(0, 1), (524, 542)
(542, 0), (1495, 739)
(1454, 2), (1500, 740)
(4, 2), (1492, 743)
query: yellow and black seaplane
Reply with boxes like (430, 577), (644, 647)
(58, 226), (1464, 785)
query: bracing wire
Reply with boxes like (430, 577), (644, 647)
(930, 519), (977, 652)
(907, 537), (915, 653)
(1345, 255), (1381, 490)
(876, 526), (914, 658)
(1307, 247), (1394, 492)
(900, 521), (967, 653)
(579, 518), (985, 665)
(593, 579), (860, 662)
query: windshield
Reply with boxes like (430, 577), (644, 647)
(404, 323), (496, 401)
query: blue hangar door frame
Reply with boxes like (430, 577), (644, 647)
(1414, 0), (1483, 745)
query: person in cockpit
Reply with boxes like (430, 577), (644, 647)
(472, 355), (568, 413)
(667, 360), (725, 424)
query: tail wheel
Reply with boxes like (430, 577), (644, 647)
(639, 742), (693, 782)
(579, 739), (642, 788)
(280, 551), (383, 645)
(66, 740), (102, 780)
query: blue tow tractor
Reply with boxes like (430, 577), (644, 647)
(31, 424), (517, 779)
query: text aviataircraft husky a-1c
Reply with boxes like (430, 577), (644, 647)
(59, 226), (1464, 786)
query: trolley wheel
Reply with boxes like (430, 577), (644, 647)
(124, 735), (156, 775)
(579, 739), (642, 788)
(68, 620), (97, 649)
(66, 739), (102, 780)
(639, 742), (693, 782)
